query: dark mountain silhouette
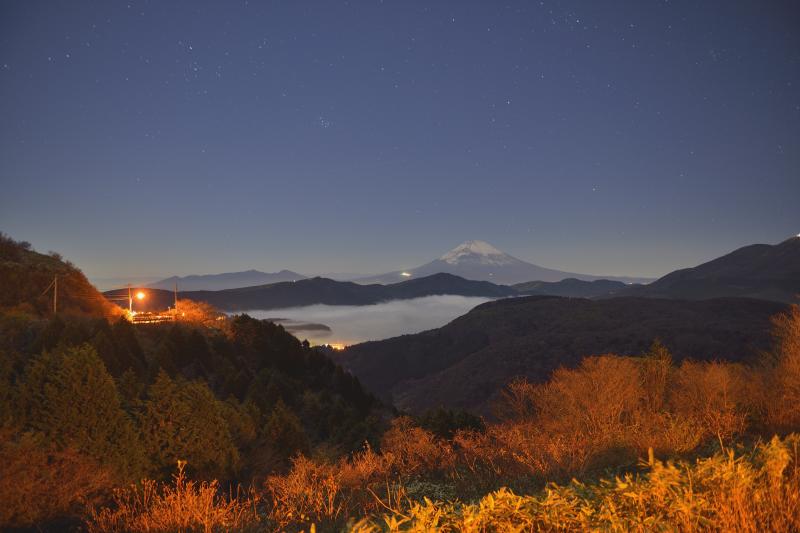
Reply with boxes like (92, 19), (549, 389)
(336, 295), (786, 414)
(148, 269), (306, 291)
(625, 236), (800, 303)
(105, 273), (516, 312)
(513, 278), (632, 298)
(356, 240), (653, 285)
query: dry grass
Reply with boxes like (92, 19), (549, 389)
(354, 435), (800, 532)
(265, 455), (344, 530)
(86, 461), (260, 532)
(264, 420), (456, 531)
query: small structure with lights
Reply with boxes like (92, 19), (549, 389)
(106, 285), (177, 325)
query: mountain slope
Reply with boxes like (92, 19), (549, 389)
(357, 240), (651, 285)
(0, 233), (121, 318)
(148, 269), (306, 291)
(105, 273), (516, 312)
(337, 295), (786, 413)
(513, 278), (631, 298)
(627, 236), (800, 303)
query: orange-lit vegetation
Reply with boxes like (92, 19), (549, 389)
(2, 228), (799, 531)
(174, 298), (228, 329)
(87, 462), (261, 533)
(73, 305), (800, 532)
(349, 435), (800, 531)
(0, 232), (122, 318)
(0, 429), (113, 528)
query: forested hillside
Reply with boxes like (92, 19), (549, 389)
(0, 233), (120, 318)
(339, 295), (786, 412)
(0, 237), (385, 529)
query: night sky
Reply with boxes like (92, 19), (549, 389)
(1, 1), (798, 282)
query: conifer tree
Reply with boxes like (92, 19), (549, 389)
(262, 399), (310, 463)
(140, 370), (239, 479)
(19, 344), (144, 478)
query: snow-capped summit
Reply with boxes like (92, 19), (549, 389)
(356, 241), (652, 285)
(440, 240), (512, 265)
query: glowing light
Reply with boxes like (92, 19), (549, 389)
(136, 291), (146, 300)
(328, 343), (346, 350)
(400, 271), (412, 277)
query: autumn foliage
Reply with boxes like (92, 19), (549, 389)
(252, 304), (800, 531)
(2, 303), (800, 531)
(86, 462), (260, 533)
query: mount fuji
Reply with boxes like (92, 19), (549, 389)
(356, 240), (651, 285)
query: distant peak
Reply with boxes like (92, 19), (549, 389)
(440, 240), (515, 265)
(442, 240), (503, 258)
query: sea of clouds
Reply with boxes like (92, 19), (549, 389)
(243, 295), (492, 345)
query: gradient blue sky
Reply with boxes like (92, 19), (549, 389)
(1, 0), (798, 281)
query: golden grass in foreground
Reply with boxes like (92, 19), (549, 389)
(85, 435), (800, 532)
(352, 435), (800, 532)
(86, 462), (260, 533)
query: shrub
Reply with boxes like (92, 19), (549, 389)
(669, 360), (750, 441)
(0, 429), (113, 529)
(87, 462), (260, 533)
(380, 417), (454, 478)
(265, 455), (343, 530)
(338, 442), (392, 490)
(766, 305), (800, 430)
(494, 376), (538, 421)
(415, 407), (485, 439)
(534, 355), (644, 439)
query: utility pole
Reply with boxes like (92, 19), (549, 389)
(128, 284), (133, 313)
(40, 275), (58, 314)
(174, 282), (178, 319)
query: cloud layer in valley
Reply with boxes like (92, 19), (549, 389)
(243, 295), (492, 345)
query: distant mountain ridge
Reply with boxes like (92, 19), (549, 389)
(513, 278), (632, 298)
(106, 272), (516, 312)
(357, 240), (652, 285)
(148, 269), (306, 291)
(111, 237), (800, 312)
(626, 236), (800, 303)
(141, 240), (653, 291)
